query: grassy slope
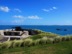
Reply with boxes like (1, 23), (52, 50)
(0, 41), (72, 54)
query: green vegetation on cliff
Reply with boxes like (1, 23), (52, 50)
(0, 41), (72, 54)
(0, 29), (72, 54)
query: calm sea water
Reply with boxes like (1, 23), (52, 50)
(0, 25), (72, 35)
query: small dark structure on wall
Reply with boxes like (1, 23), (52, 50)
(13, 26), (39, 35)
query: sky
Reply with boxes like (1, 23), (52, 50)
(0, 0), (72, 25)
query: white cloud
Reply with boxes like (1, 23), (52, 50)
(13, 15), (24, 19)
(14, 8), (21, 12)
(53, 7), (57, 9)
(0, 6), (10, 12)
(50, 8), (53, 10)
(42, 9), (49, 12)
(13, 15), (41, 20)
(28, 15), (41, 19)
(42, 6), (57, 12)
(12, 19), (24, 23)
(12, 15), (25, 24)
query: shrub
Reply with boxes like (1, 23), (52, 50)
(1, 41), (12, 49)
(47, 38), (54, 44)
(53, 36), (62, 43)
(18, 40), (23, 47)
(61, 36), (66, 41)
(65, 35), (72, 40)
(39, 37), (48, 44)
(0, 43), (2, 49)
(65, 36), (71, 41)
(38, 32), (58, 38)
(12, 40), (23, 48)
(23, 38), (33, 47)
(12, 40), (16, 48)
(70, 36), (72, 40)
(34, 37), (55, 45)
(34, 29), (45, 33)
(34, 39), (41, 45)
(46, 33), (58, 38)
(1, 34), (72, 49)
(30, 35), (42, 40)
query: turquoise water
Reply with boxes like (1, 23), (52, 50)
(0, 25), (72, 35)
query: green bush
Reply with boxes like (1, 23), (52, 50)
(0, 43), (2, 49)
(61, 36), (71, 41)
(12, 40), (23, 48)
(65, 35), (72, 40)
(23, 38), (33, 47)
(61, 36), (66, 41)
(47, 38), (54, 44)
(18, 40), (23, 47)
(34, 29), (45, 33)
(39, 37), (48, 44)
(1, 41), (12, 49)
(69, 36), (72, 40)
(38, 32), (58, 38)
(0, 33), (72, 50)
(30, 35), (42, 40)
(34, 39), (41, 45)
(53, 36), (62, 43)
(65, 36), (71, 41)
(34, 37), (54, 45)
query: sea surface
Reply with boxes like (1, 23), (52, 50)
(0, 25), (72, 35)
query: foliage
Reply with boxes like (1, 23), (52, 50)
(23, 38), (33, 46)
(53, 36), (62, 43)
(1, 40), (72, 54)
(39, 37), (48, 44)
(34, 39), (41, 45)
(34, 29), (45, 33)
(30, 35), (42, 40)
(37, 32), (58, 38)
(1, 41), (12, 49)
(0, 30), (72, 50)
(13, 40), (23, 48)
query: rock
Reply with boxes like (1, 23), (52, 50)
(64, 29), (67, 31)
(56, 28), (61, 31)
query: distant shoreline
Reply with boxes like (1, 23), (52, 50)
(0, 25), (72, 35)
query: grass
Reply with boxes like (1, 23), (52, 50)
(40, 37), (48, 44)
(0, 30), (72, 54)
(23, 38), (33, 46)
(29, 32), (58, 40)
(0, 40), (72, 54)
(12, 40), (23, 48)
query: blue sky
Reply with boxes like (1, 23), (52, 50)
(0, 0), (72, 25)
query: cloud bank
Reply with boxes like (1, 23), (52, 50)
(42, 6), (57, 12)
(0, 6), (10, 12)
(13, 15), (24, 19)
(14, 8), (21, 12)
(28, 15), (41, 19)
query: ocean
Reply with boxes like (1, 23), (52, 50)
(0, 25), (72, 35)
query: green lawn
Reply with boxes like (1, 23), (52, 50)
(0, 41), (72, 54)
